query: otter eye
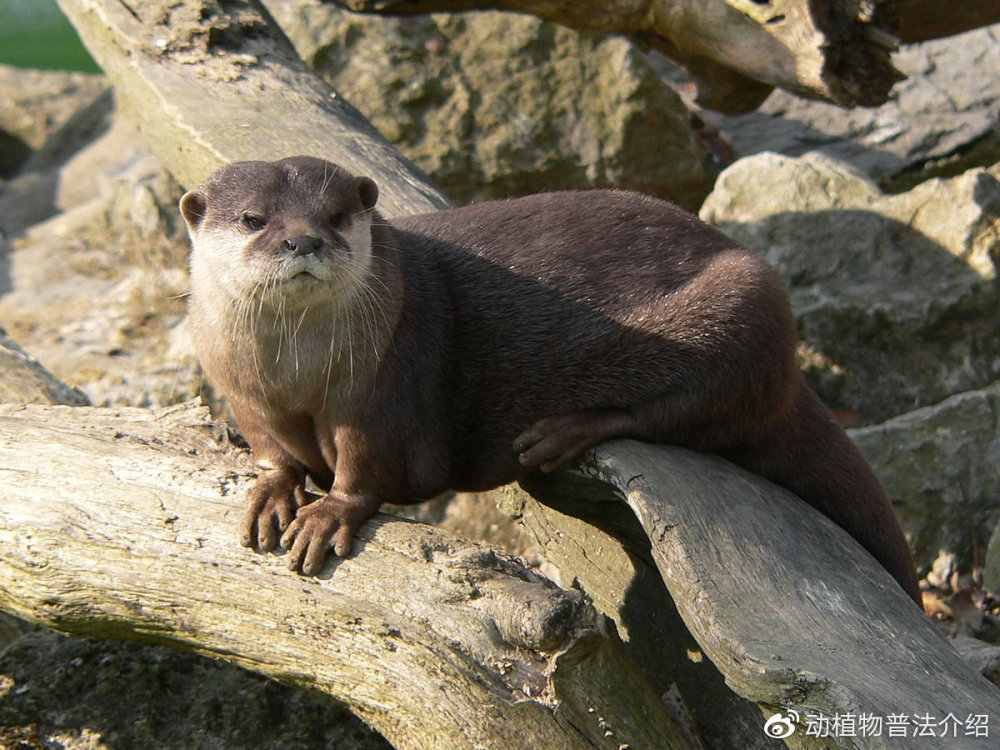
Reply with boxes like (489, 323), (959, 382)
(329, 212), (346, 230)
(240, 212), (267, 232)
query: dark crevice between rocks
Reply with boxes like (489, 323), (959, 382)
(882, 126), (1000, 193)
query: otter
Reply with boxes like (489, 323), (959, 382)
(180, 156), (921, 606)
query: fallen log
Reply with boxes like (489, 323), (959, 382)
(4, 399), (999, 748)
(54, 0), (452, 216)
(0, 400), (688, 750)
(335, 0), (903, 111)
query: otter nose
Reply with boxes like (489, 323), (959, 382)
(283, 235), (324, 257)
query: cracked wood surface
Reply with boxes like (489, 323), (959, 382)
(562, 441), (1000, 747)
(55, 0), (452, 216)
(2, 356), (999, 747)
(0, 400), (688, 750)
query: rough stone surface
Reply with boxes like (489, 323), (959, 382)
(983, 519), (1000, 595)
(0, 328), (89, 406)
(265, 0), (713, 208)
(691, 23), (1000, 189)
(0, 103), (198, 409)
(849, 382), (1000, 572)
(701, 152), (1000, 423)
(0, 629), (391, 750)
(0, 63), (109, 177)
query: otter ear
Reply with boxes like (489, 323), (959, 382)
(357, 177), (378, 212)
(179, 190), (207, 232)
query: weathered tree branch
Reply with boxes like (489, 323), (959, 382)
(502, 448), (1000, 746)
(54, 0), (452, 216)
(0, 401), (688, 750)
(335, 0), (904, 111)
(4, 336), (1000, 746)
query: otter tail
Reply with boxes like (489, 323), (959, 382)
(726, 381), (922, 608)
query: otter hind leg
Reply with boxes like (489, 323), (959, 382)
(514, 408), (635, 472)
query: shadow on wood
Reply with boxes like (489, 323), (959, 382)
(518, 441), (1000, 746)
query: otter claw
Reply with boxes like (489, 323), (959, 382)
(279, 491), (381, 575)
(241, 470), (303, 552)
(514, 415), (599, 470)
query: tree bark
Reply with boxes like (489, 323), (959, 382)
(509, 445), (1000, 746)
(4, 399), (999, 747)
(336, 0), (904, 111)
(54, 0), (452, 216)
(0, 400), (689, 750)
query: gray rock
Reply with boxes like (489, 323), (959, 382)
(0, 64), (113, 233)
(265, 0), (713, 208)
(693, 23), (1000, 188)
(0, 328), (89, 406)
(701, 152), (1000, 423)
(849, 382), (1000, 573)
(0, 63), (109, 162)
(983, 521), (1000, 594)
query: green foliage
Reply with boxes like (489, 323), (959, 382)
(0, 0), (99, 72)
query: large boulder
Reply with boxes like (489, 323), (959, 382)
(0, 63), (108, 176)
(0, 328), (89, 406)
(700, 152), (1000, 423)
(265, 0), (714, 208)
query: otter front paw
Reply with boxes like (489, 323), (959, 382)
(280, 492), (381, 576)
(241, 467), (305, 552)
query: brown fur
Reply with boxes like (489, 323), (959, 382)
(181, 156), (921, 605)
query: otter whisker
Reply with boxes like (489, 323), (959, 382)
(292, 306), (309, 375)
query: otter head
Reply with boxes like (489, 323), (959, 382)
(180, 156), (379, 314)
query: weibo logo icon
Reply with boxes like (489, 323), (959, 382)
(763, 710), (800, 739)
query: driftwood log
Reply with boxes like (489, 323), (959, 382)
(54, 0), (453, 217)
(3, 398), (1000, 748)
(0, 400), (690, 749)
(335, 0), (903, 112)
(338, 0), (1000, 111)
